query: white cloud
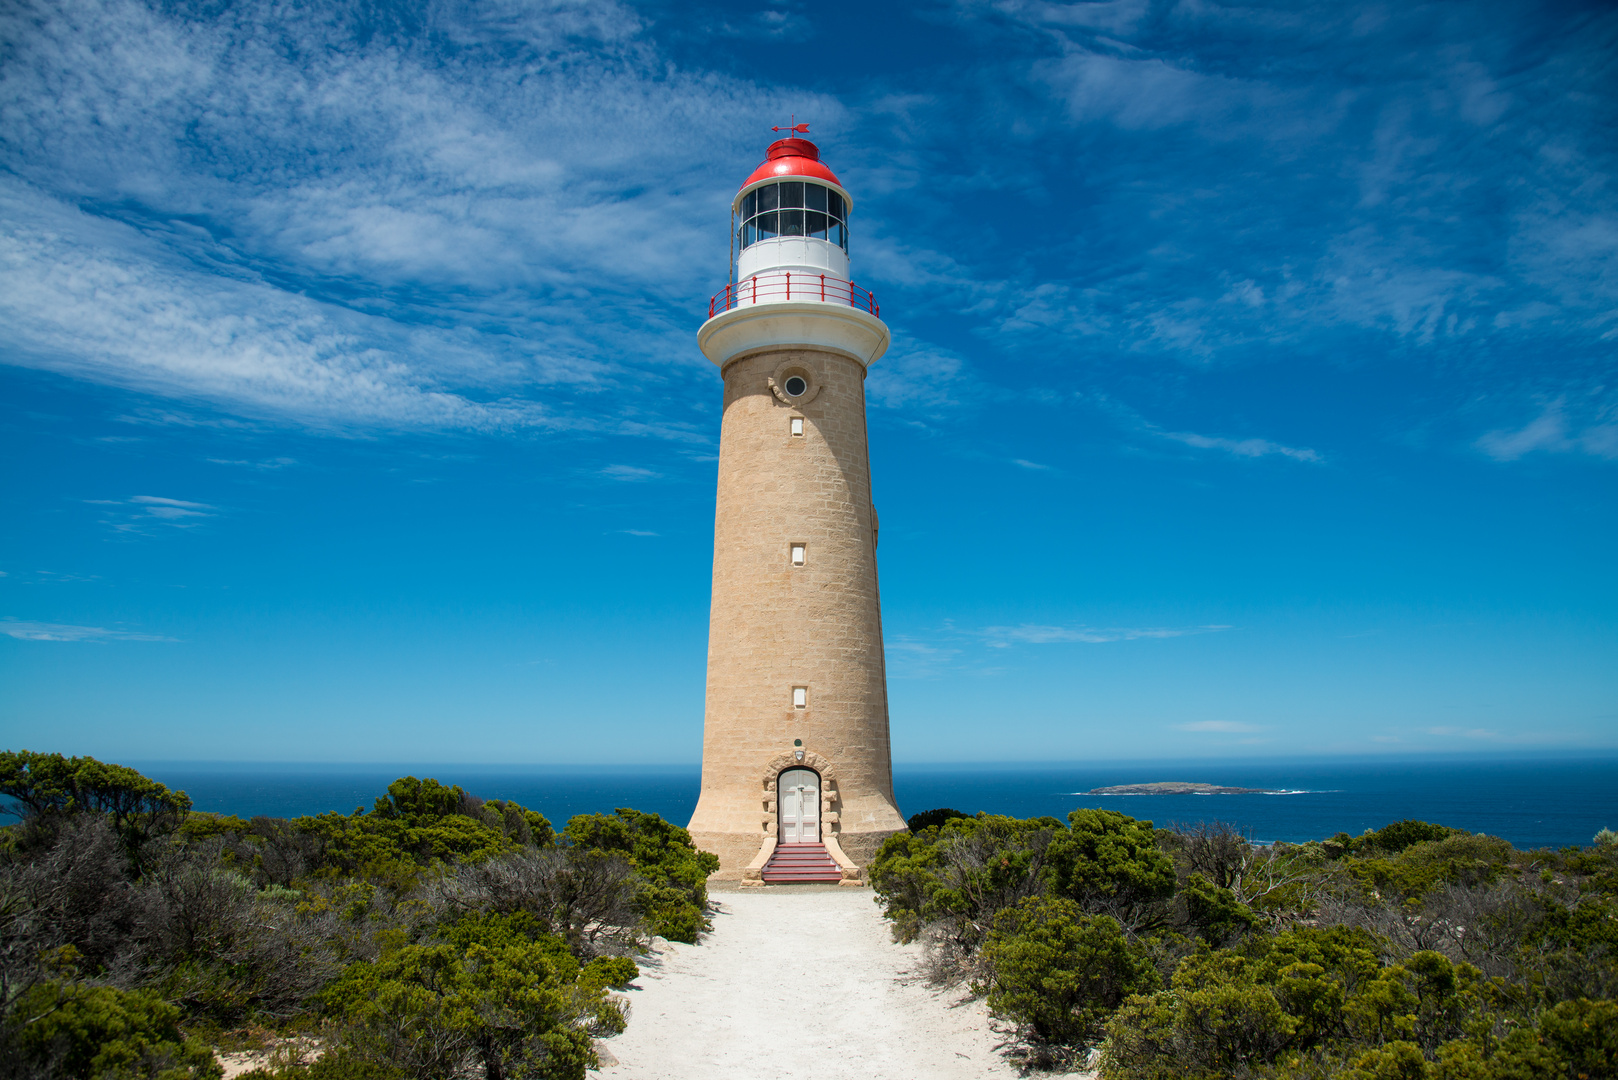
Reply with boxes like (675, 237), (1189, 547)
(0, 0), (838, 431)
(1, 618), (175, 642)
(85, 495), (217, 532)
(208, 457), (297, 469)
(1174, 721), (1261, 733)
(599, 465), (660, 482)
(1088, 394), (1324, 464)
(1160, 430), (1323, 463)
(984, 624), (1231, 645)
(865, 338), (974, 412)
(1038, 50), (1253, 131)
(1476, 398), (1618, 462)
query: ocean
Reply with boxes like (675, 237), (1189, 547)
(127, 756), (1618, 851)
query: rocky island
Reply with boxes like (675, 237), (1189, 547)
(1087, 781), (1282, 795)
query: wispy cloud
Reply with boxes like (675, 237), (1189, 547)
(0, 0), (832, 432)
(865, 337), (975, 413)
(935, 0), (1618, 386)
(1, 618), (176, 642)
(1085, 394), (1324, 463)
(207, 457), (297, 470)
(1475, 397), (1618, 462)
(885, 635), (967, 679)
(1174, 721), (1262, 734)
(599, 465), (660, 482)
(1159, 430), (1323, 464)
(983, 624), (1232, 646)
(85, 495), (217, 532)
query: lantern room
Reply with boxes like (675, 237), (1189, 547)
(699, 133), (887, 370)
(733, 137), (853, 282)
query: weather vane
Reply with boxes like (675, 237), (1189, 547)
(771, 115), (809, 135)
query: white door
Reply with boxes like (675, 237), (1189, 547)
(777, 768), (820, 844)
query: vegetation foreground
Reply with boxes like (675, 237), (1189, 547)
(3, 750), (1615, 1079)
(0, 751), (717, 1079)
(871, 807), (1618, 1077)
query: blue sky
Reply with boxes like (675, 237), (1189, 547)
(1, 0), (1614, 765)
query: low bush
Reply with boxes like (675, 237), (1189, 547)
(0, 754), (716, 1079)
(869, 806), (1618, 1074)
(318, 912), (628, 1080)
(978, 897), (1158, 1055)
(6, 982), (221, 1080)
(562, 808), (719, 943)
(907, 807), (970, 832)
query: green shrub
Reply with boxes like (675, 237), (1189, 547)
(562, 808), (719, 943)
(1348, 834), (1514, 902)
(0, 750), (192, 869)
(867, 812), (1065, 951)
(1345, 951), (1488, 1054)
(1100, 953), (1300, 1079)
(176, 813), (251, 844)
(321, 913), (625, 1080)
(10, 982), (222, 1079)
(1345, 1039), (1430, 1080)
(1242, 925), (1383, 994)
(1359, 820), (1456, 855)
(867, 821), (953, 943)
(978, 896), (1158, 1047)
(1537, 997), (1618, 1078)
(1047, 809), (1177, 927)
(1180, 872), (1260, 946)
(289, 778), (553, 886)
(906, 807), (970, 832)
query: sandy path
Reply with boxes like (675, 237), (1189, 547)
(594, 886), (1020, 1080)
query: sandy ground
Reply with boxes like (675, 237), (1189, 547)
(594, 885), (1025, 1080)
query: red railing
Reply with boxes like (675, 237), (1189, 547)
(709, 272), (879, 319)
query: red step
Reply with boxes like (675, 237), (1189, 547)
(761, 842), (843, 883)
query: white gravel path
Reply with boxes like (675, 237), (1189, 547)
(594, 886), (1023, 1080)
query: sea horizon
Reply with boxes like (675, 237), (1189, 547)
(113, 753), (1618, 852)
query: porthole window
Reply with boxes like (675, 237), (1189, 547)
(783, 376), (807, 397)
(738, 181), (848, 254)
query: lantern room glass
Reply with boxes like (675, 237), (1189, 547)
(737, 180), (848, 256)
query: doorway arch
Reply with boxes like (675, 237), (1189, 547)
(776, 767), (821, 844)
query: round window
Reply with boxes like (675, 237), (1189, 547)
(784, 376), (808, 397)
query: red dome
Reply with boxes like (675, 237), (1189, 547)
(741, 137), (843, 190)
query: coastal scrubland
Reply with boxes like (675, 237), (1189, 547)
(0, 751), (716, 1080)
(6, 750), (1615, 1079)
(870, 808), (1618, 1077)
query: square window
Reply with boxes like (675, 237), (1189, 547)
(792, 686), (807, 709)
(790, 543), (806, 566)
(790, 417), (804, 436)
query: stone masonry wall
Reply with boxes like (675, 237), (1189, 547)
(687, 347), (907, 877)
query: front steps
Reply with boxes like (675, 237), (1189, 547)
(759, 842), (843, 884)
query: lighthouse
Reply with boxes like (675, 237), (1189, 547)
(687, 133), (907, 883)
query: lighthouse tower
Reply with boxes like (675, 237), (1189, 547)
(687, 134), (906, 882)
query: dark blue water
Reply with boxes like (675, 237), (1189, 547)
(130, 757), (1618, 851)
